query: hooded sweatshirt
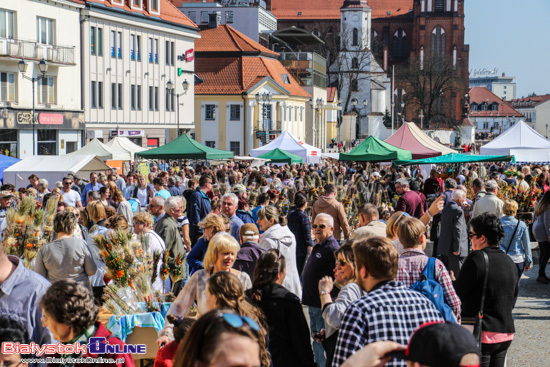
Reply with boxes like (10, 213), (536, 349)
(312, 196), (351, 241)
(259, 224), (302, 299)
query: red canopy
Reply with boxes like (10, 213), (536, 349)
(385, 122), (457, 159)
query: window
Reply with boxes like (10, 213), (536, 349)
(352, 28), (358, 46)
(0, 129), (17, 157)
(165, 88), (170, 111)
(131, 34), (135, 60)
(91, 81), (97, 108)
(97, 28), (103, 56)
(188, 11), (196, 23)
(171, 42), (174, 65)
(131, 84), (136, 110)
(37, 130), (57, 155)
(201, 11), (208, 24)
(150, 0), (159, 12)
(205, 141), (216, 148)
(37, 17), (55, 45)
(226, 11), (234, 24)
(133, 0), (142, 7)
(38, 77), (55, 104)
(230, 141), (240, 155)
(111, 31), (116, 57)
(0, 10), (15, 39)
(205, 105), (216, 120)
(0, 72), (16, 102)
(351, 57), (359, 69)
(117, 32), (122, 58)
(91, 27), (96, 55)
(392, 30), (407, 58)
(431, 26), (446, 59)
(155, 87), (159, 110)
(118, 83), (123, 110)
(281, 74), (290, 84)
(351, 80), (359, 91)
(111, 83), (116, 109)
(154, 39), (158, 63)
(263, 104), (272, 130)
(149, 86), (154, 110)
(230, 105), (240, 121)
(148, 38), (153, 63)
(165, 41), (174, 65)
(434, 0), (444, 11)
(136, 35), (141, 61)
(98, 82), (103, 109)
(137, 85), (141, 110)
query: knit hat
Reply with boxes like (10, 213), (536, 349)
(406, 322), (480, 367)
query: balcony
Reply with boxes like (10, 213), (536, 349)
(0, 38), (75, 65)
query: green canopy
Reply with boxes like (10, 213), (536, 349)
(135, 133), (234, 160)
(257, 148), (303, 164)
(393, 153), (516, 166)
(339, 136), (413, 162)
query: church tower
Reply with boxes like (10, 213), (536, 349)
(340, 0), (371, 51)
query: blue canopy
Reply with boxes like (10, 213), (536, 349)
(0, 155), (20, 182)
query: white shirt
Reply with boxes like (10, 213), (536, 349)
(137, 187), (148, 206)
(144, 230), (166, 292)
(62, 189), (81, 207)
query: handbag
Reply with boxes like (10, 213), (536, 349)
(505, 221), (521, 254)
(472, 251), (490, 348)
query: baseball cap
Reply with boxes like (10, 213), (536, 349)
(406, 322), (480, 367)
(0, 190), (14, 198)
(239, 223), (259, 237)
(485, 180), (498, 190)
(232, 184), (246, 194)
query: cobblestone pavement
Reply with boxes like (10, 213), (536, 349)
(508, 264), (550, 365)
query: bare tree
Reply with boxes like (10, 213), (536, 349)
(397, 56), (464, 129)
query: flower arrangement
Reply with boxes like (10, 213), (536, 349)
(93, 230), (136, 287)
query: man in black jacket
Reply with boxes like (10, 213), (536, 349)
(234, 224), (265, 279)
(439, 189), (469, 276)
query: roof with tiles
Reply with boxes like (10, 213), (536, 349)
(195, 25), (279, 56)
(326, 87), (337, 102)
(195, 25), (310, 97)
(509, 94), (550, 108)
(468, 87), (523, 118)
(270, 0), (413, 20)
(85, 0), (197, 28)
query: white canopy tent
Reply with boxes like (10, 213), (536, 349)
(480, 120), (550, 162)
(250, 131), (322, 163)
(4, 155), (111, 189)
(69, 138), (131, 161)
(106, 137), (147, 161)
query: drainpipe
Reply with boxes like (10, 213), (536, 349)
(241, 92), (247, 155)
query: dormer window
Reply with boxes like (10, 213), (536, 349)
(281, 74), (290, 84)
(149, 0), (160, 14)
(132, 0), (143, 10)
(111, 0), (123, 6)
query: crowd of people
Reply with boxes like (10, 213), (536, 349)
(1, 158), (548, 367)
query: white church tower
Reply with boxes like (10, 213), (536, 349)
(334, 0), (391, 139)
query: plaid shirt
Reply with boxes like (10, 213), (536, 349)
(332, 281), (444, 367)
(397, 249), (461, 322)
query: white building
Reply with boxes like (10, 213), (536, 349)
(81, 0), (199, 148)
(469, 69), (516, 101)
(177, 0), (277, 43)
(329, 0), (391, 141)
(469, 86), (523, 137)
(508, 95), (550, 138)
(0, 0), (84, 158)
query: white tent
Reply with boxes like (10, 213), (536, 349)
(106, 137), (147, 161)
(69, 138), (131, 161)
(250, 131), (322, 163)
(4, 155), (111, 189)
(480, 120), (550, 162)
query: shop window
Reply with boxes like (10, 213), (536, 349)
(0, 129), (18, 157)
(66, 141), (77, 153)
(38, 129), (57, 155)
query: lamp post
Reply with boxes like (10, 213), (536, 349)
(400, 101), (405, 125)
(18, 59), (48, 155)
(166, 79), (190, 137)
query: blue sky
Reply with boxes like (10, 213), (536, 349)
(465, 0), (550, 98)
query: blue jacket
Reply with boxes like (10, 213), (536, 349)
(168, 185), (181, 197)
(188, 188), (211, 239)
(287, 208), (314, 255)
(187, 238), (208, 275)
(499, 216), (533, 266)
(236, 210), (255, 224)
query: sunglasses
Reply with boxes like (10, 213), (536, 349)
(204, 313), (260, 338)
(394, 211), (411, 225)
(469, 232), (480, 238)
(312, 224), (327, 229)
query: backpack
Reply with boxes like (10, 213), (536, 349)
(410, 257), (456, 323)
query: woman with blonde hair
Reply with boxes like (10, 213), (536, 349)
(501, 199), (532, 284)
(318, 242), (365, 365)
(86, 201), (110, 303)
(187, 213), (227, 274)
(533, 190), (550, 283)
(133, 211), (166, 292)
(385, 211), (410, 254)
(157, 232), (252, 346)
(111, 187), (133, 227)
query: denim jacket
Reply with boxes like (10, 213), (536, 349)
(499, 216), (533, 266)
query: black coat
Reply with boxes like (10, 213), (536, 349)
(455, 247), (518, 333)
(248, 283), (316, 367)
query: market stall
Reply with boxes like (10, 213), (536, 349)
(393, 152), (516, 166)
(250, 131), (321, 164)
(0, 155), (21, 183)
(136, 134), (234, 160)
(339, 136), (413, 162)
(385, 122), (458, 159)
(4, 155), (110, 189)
(480, 120), (550, 163)
(106, 137), (148, 161)
(257, 148), (303, 164)
(69, 138), (131, 161)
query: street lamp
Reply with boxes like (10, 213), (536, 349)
(400, 101), (405, 125)
(18, 59), (49, 155)
(166, 79), (189, 137)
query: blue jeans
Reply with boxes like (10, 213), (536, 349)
(308, 306), (326, 367)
